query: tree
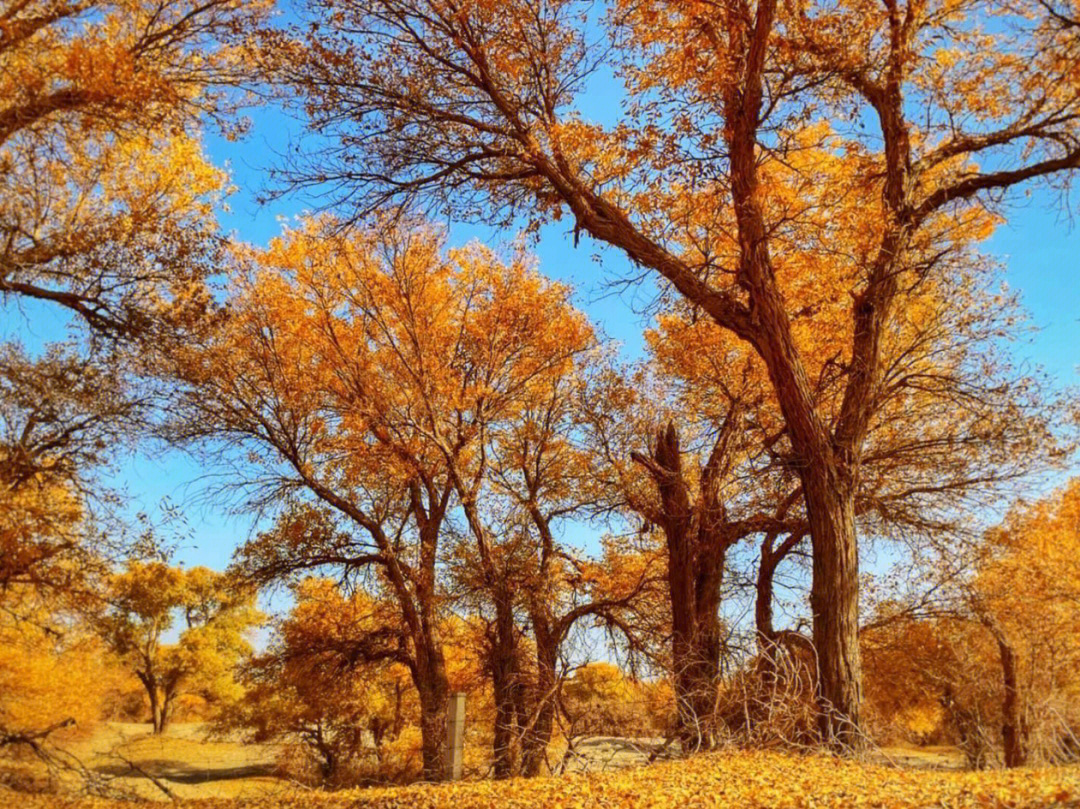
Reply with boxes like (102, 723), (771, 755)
(862, 611), (999, 766)
(1, 0), (265, 621)
(264, 0), (1080, 744)
(0, 342), (145, 758)
(560, 662), (665, 740)
(97, 561), (259, 734)
(164, 216), (597, 779)
(448, 337), (656, 776)
(863, 479), (1080, 767)
(582, 255), (1052, 747)
(0, 584), (127, 757)
(221, 578), (416, 786)
(967, 480), (1080, 766)
(581, 360), (806, 750)
(372, 228), (596, 779)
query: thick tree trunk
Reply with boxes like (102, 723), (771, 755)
(490, 593), (521, 779)
(521, 630), (558, 777)
(416, 679), (448, 782)
(803, 470), (862, 749)
(716, 0), (868, 745)
(670, 545), (723, 752)
(316, 733), (337, 783)
(636, 422), (729, 751)
(671, 629), (721, 751)
(999, 642), (1027, 769)
(401, 483), (453, 782)
(414, 632), (450, 782)
(747, 255), (866, 747)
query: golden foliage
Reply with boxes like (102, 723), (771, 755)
(561, 663), (670, 739)
(97, 562), (261, 732)
(220, 577), (420, 786)
(0, 590), (122, 744)
(261, 0), (1080, 741)
(0, 0), (267, 337)
(863, 478), (1080, 763)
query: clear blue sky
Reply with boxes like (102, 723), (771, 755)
(5, 76), (1078, 580)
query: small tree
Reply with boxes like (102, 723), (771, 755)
(220, 579), (415, 786)
(98, 561), (260, 733)
(967, 482), (1080, 766)
(863, 480), (1080, 767)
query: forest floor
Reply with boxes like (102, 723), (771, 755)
(2, 723), (1065, 807)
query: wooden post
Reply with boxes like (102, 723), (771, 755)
(446, 692), (466, 780)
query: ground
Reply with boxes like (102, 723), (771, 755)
(2, 723), (1074, 807)
(2, 723), (284, 800)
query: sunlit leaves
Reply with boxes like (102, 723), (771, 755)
(0, 0), (268, 338)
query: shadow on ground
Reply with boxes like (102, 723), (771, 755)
(95, 760), (278, 784)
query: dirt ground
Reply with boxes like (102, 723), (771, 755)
(2, 723), (967, 801)
(7, 723), (286, 800)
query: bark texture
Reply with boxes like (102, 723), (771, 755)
(632, 422), (738, 750)
(982, 616), (1029, 768)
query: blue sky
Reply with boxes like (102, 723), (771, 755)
(5, 76), (1079, 583)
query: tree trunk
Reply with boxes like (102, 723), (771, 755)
(490, 592), (521, 779)
(413, 630), (450, 782)
(755, 548), (777, 648)
(755, 529), (808, 678)
(755, 537), (781, 685)
(749, 283), (865, 747)
(982, 617), (1028, 768)
(671, 629), (721, 752)
(941, 685), (990, 769)
(637, 422), (727, 751)
(159, 694), (171, 734)
(803, 469), (862, 749)
(667, 530), (724, 750)
(416, 678), (448, 782)
(403, 481), (453, 782)
(316, 731), (337, 783)
(999, 640), (1027, 769)
(720, 11), (868, 744)
(670, 543), (723, 752)
(521, 627), (559, 777)
(139, 672), (165, 735)
(149, 691), (164, 735)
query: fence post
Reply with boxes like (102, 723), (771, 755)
(446, 691), (466, 780)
